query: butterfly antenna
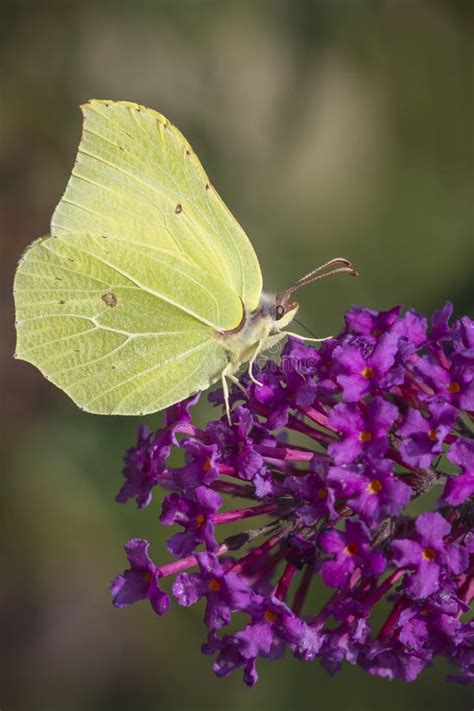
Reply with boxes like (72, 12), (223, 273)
(279, 258), (358, 304)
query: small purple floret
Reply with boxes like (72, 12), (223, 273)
(319, 519), (386, 587)
(391, 512), (469, 599)
(110, 538), (169, 615)
(173, 552), (255, 630)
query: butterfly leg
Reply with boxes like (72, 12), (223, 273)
(221, 362), (238, 425)
(248, 339), (264, 387)
(228, 374), (248, 398)
(221, 363), (252, 424)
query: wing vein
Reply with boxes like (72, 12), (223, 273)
(113, 340), (216, 412)
(84, 338), (211, 407)
(81, 110), (244, 284)
(51, 336), (131, 377)
(71, 242), (221, 327)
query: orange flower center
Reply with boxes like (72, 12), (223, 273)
(208, 578), (221, 593)
(368, 479), (383, 494)
(203, 457), (212, 472)
(344, 542), (359, 556)
(447, 381), (460, 394)
(372, 329), (382, 337)
(143, 571), (152, 584)
(428, 428), (438, 442)
(361, 367), (375, 379)
(359, 431), (372, 443)
(264, 610), (277, 624)
(195, 514), (206, 528)
(422, 548), (436, 562)
(317, 486), (328, 500)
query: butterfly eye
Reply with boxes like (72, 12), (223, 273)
(275, 304), (285, 321)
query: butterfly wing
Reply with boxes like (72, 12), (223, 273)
(51, 100), (263, 311)
(14, 234), (230, 414)
(14, 100), (265, 414)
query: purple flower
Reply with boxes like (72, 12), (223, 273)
(395, 309), (428, 348)
(444, 437), (474, 505)
(396, 604), (463, 654)
(453, 315), (474, 354)
(229, 598), (287, 660)
(396, 401), (457, 469)
(203, 632), (259, 687)
(446, 621), (474, 685)
(362, 639), (429, 682)
(173, 553), (255, 630)
(116, 394), (203, 508)
(313, 338), (342, 401)
(239, 364), (289, 429)
(255, 598), (324, 661)
(328, 458), (411, 524)
(284, 463), (337, 523)
(318, 618), (370, 675)
(116, 425), (172, 508)
(328, 396), (399, 465)
(342, 305), (426, 349)
(319, 520), (386, 588)
(414, 355), (474, 410)
(207, 407), (265, 481)
(280, 337), (319, 408)
(172, 440), (219, 491)
(209, 596), (324, 684)
(165, 391), (201, 444)
(429, 302), (454, 344)
(160, 486), (222, 556)
(391, 512), (469, 599)
(344, 305), (402, 339)
(205, 604), (284, 687)
(333, 332), (405, 402)
(110, 538), (169, 615)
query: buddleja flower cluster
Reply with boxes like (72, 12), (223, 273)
(111, 303), (473, 686)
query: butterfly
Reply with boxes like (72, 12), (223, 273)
(13, 100), (357, 422)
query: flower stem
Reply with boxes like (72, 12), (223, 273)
(274, 562), (298, 601)
(229, 530), (287, 575)
(157, 543), (228, 578)
(364, 569), (405, 609)
(210, 480), (256, 499)
(292, 564), (314, 616)
(298, 405), (335, 432)
(212, 501), (283, 525)
(377, 596), (410, 641)
(257, 445), (315, 463)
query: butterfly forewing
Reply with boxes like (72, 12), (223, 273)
(51, 100), (262, 312)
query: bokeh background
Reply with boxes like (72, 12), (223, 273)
(1, 1), (473, 709)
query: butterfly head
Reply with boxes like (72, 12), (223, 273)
(273, 294), (299, 330)
(256, 292), (298, 332)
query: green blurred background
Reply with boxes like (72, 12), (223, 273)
(1, 1), (473, 709)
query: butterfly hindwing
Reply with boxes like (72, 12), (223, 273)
(14, 234), (228, 414)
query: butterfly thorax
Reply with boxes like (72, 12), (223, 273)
(215, 292), (299, 372)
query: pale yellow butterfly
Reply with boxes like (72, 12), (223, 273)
(13, 100), (357, 421)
